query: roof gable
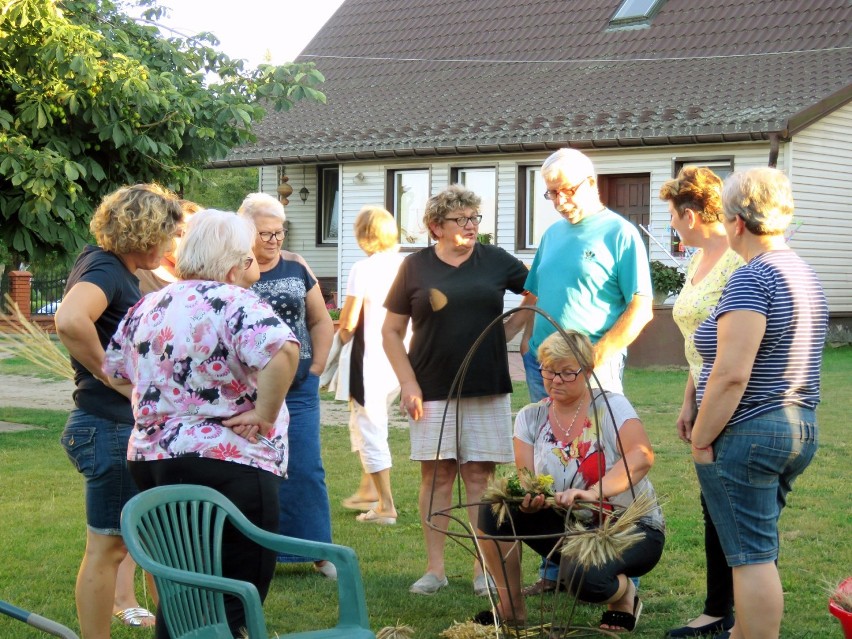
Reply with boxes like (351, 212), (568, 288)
(223, 0), (852, 165)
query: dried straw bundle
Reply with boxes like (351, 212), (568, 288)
(376, 623), (416, 639)
(439, 620), (499, 639)
(0, 295), (73, 380)
(560, 491), (656, 569)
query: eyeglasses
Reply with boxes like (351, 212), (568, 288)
(539, 366), (583, 383)
(444, 214), (483, 227)
(543, 177), (589, 201)
(242, 256), (255, 270)
(258, 230), (287, 242)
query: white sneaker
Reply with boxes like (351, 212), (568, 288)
(314, 561), (337, 581)
(473, 573), (496, 596)
(409, 573), (448, 595)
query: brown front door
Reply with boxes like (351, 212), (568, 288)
(598, 174), (650, 253)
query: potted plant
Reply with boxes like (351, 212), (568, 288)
(830, 577), (852, 638)
(650, 260), (685, 305)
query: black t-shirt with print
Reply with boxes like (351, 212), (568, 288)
(385, 243), (527, 401)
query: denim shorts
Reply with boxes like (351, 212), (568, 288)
(60, 408), (138, 536)
(694, 405), (817, 567)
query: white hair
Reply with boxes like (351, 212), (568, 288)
(721, 167), (794, 236)
(176, 209), (255, 282)
(238, 192), (286, 223)
(541, 148), (596, 183)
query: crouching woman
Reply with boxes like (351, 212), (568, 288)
(477, 330), (665, 632)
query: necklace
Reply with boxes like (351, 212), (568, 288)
(550, 399), (586, 453)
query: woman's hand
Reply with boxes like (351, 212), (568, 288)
(399, 380), (423, 421)
(222, 410), (273, 441)
(690, 444), (715, 464)
(553, 488), (598, 509)
(676, 397), (697, 443)
(518, 492), (549, 514)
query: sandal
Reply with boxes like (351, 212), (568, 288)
(599, 595), (642, 632)
(521, 578), (562, 596)
(355, 508), (397, 525)
(114, 607), (156, 627)
(341, 495), (379, 511)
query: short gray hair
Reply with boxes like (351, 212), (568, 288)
(721, 167), (794, 236)
(541, 148), (596, 183)
(176, 209), (255, 282)
(423, 184), (481, 240)
(238, 192), (286, 224)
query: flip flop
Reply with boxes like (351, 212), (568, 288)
(114, 607), (156, 627)
(599, 595), (642, 632)
(355, 508), (397, 525)
(341, 496), (379, 511)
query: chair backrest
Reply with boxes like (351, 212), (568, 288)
(121, 484), (267, 639)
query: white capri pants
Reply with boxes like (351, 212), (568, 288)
(348, 387), (399, 474)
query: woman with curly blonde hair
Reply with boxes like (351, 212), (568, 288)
(55, 183), (182, 639)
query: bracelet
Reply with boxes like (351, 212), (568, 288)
(691, 443), (713, 452)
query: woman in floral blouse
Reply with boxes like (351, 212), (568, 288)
(104, 210), (299, 639)
(660, 166), (742, 638)
(476, 331), (664, 633)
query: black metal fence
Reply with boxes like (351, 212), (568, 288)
(31, 268), (67, 315)
(0, 269), (8, 314)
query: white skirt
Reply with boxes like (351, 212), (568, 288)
(409, 394), (514, 464)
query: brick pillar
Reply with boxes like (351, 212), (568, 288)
(9, 271), (33, 319)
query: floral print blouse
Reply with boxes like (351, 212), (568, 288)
(104, 280), (299, 476)
(672, 249), (743, 383)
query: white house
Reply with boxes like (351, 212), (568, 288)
(215, 0), (852, 332)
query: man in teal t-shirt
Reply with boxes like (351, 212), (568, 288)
(517, 148), (654, 399)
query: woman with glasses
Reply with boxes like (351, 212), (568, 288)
(476, 330), (665, 633)
(383, 183), (529, 596)
(104, 209), (299, 639)
(238, 192), (337, 580)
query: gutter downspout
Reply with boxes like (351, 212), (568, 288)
(768, 132), (780, 168)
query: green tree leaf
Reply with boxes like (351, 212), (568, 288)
(0, 0), (325, 263)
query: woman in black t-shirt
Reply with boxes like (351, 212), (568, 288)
(55, 184), (182, 639)
(383, 184), (528, 597)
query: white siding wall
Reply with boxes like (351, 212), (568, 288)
(259, 134), (852, 315)
(789, 101), (852, 313)
(258, 165), (338, 280)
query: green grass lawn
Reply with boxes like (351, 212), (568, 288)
(1, 349), (849, 637)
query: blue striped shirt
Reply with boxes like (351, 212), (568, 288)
(694, 250), (827, 426)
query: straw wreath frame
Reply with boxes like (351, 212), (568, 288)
(424, 306), (651, 639)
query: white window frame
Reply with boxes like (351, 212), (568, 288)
(521, 166), (561, 250)
(454, 166), (497, 243)
(390, 169), (430, 248)
(610, 0), (665, 25)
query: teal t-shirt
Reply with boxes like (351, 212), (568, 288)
(524, 208), (651, 353)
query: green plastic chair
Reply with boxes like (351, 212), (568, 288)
(121, 484), (375, 639)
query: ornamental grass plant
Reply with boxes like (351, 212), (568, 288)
(0, 348), (849, 638)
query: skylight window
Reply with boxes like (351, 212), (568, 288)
(610, 0), (665, 24)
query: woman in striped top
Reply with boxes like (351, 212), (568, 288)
(689, 168), (827, 639)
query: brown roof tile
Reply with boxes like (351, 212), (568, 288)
(221, 0), (852, 165)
